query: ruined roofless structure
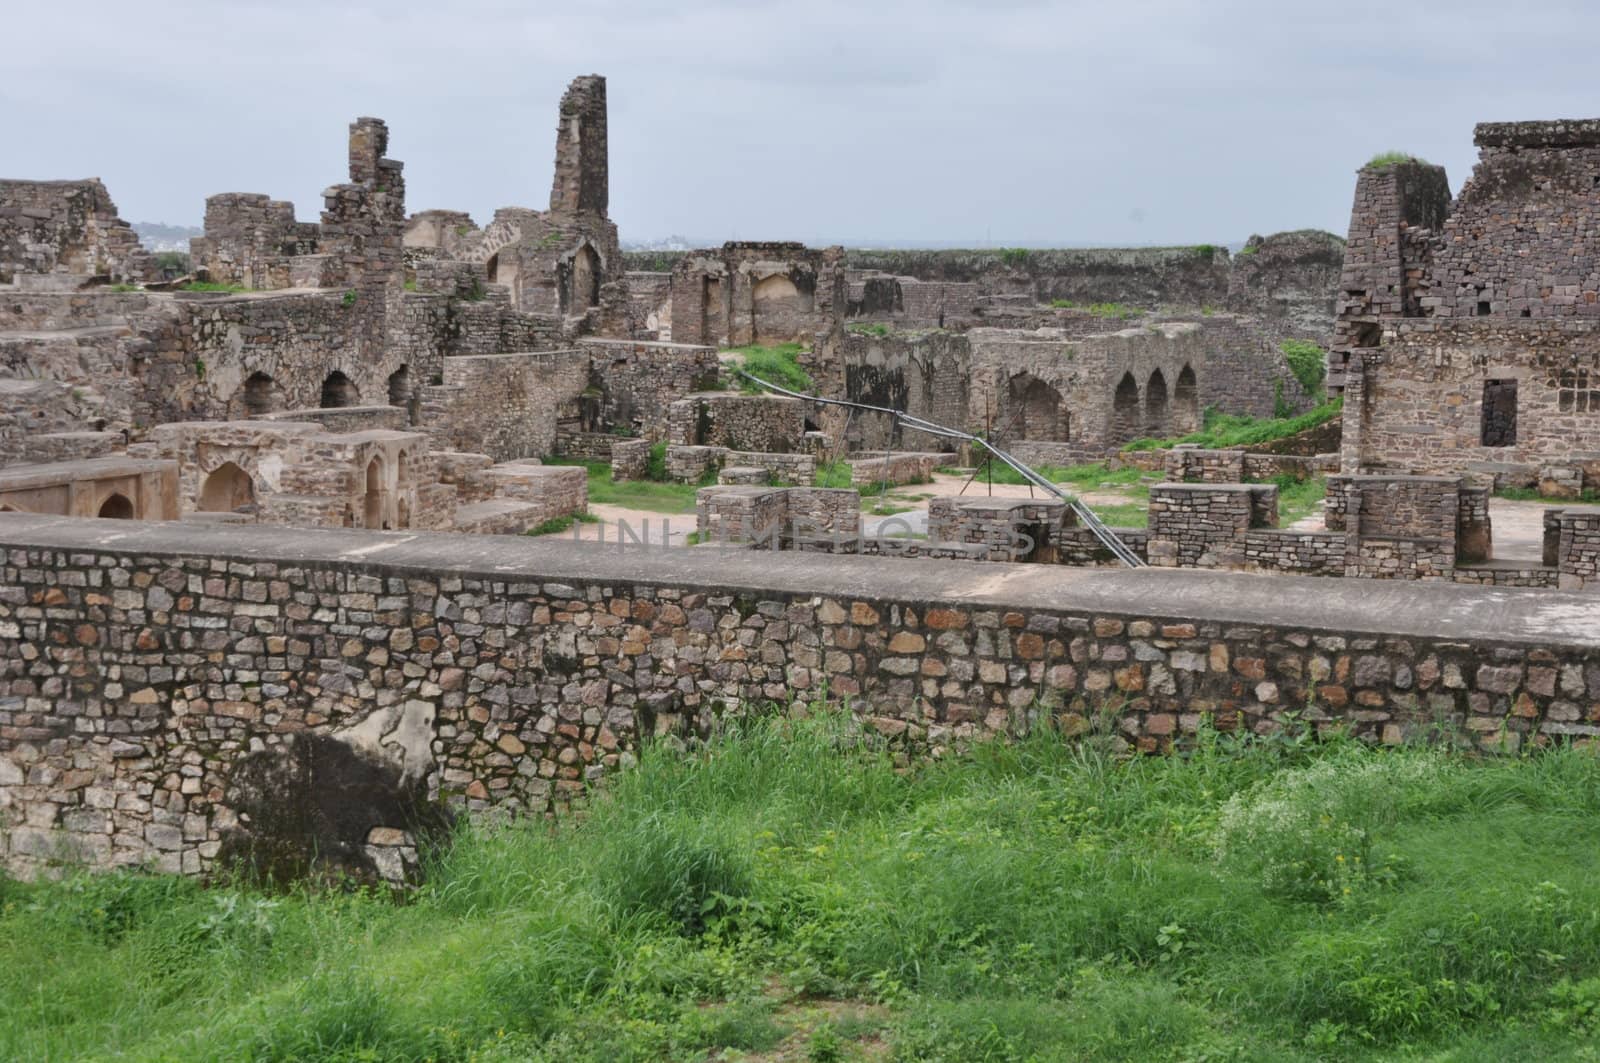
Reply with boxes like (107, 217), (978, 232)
(1333, 119), (1600, 493)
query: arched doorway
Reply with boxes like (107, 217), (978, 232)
(363, 457), (386, 529)
(240, 372), (280, 417)
(1113, 372), (1141, 443)
(1174, 365), (1200, 434)
(199, 462), (254, 513)
(1145, 369), (1170, 438)
(320, 371), (359, 409)
(97, 493), (134, 519)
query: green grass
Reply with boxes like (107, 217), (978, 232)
(1049, 300), (1145, 320)
(544, 459), (709, 514)
(1365, 150), (1432, 170)
(1280, 338), (1327, 395)
(846, 322), (891, 337)
(525, 513), (602, 536)
(1273, 473), (1328, 524)
(728, 343), (814, 395)
(1123, 399), (1342, 452)
(11, 714), (1600, 1059)
(1496, 486), (1600, 504)
(178, 281), (247, 293)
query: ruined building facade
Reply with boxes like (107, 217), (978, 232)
(1334, 121), (1600, 490)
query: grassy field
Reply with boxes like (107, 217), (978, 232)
(7, 713), (1600, 1061)
(543, 458), (708, 515)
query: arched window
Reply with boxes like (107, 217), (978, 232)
(97, 493), (134, 519)
(199, 462), (255, 513)
(320, 371), (360, 409)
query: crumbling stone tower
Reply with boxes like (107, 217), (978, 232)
(550, 75), (608, 217)
(322, 117), (407, 365)
(1326, 160), (1450, 397)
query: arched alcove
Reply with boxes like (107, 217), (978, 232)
(239, 372), (280, 417)
(97, 493), (134, 519)
(1145, 369), (1170, 437)
(1174, 365), (1200, 434)
(363, 457), (386, 529)
(1009, 373), (1069, 441)
(320, 371), (360, 409)
(1113, 372), (1141, 442)
(199, 462), (254, 513)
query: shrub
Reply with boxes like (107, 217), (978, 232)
(998, 247), (1031, 268)
(645, 441), (669, 482)
(1280, 338), (1326, 394)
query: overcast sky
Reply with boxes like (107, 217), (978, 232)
(7, 0), (1600, 247)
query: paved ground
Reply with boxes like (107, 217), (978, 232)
(5, 512), (1597, 647)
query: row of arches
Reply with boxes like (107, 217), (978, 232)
(232, 367), (415, 417)
(1113, 366), (1199, 443)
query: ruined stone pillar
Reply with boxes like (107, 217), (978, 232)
(549, 76), (609, 216)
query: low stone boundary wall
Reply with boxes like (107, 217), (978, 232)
(695, 486), (858, 547)
(555, 432), (623, 461)
(850, 452), (944, 487)
(1127, 447), (1331, 482)
(3, 514), (1598, 879)
(666, 445), (815, 485)
(259, 405), (408, 433)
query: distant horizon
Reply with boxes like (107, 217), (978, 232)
(127, 219), (1312, 256)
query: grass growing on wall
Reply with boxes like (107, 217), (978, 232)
(9, 712), (1600, 1059)
(524, 513), (601, 536)
(1365, 151), (1433, 169)
(727, 343), (813, 395)
(1048, 300), (1145, 319)
(178, 281), (247, 293)
(1122, 399), (1342, 452)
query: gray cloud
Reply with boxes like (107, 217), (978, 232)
(6, 0), (1600, 246)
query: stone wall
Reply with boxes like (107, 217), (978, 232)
(1340, 321), (1600, 484)
(0, 179), (153, 285)
(425, 350), (590, 462)
(3, 515), (1598, 878)
(579, 340), (722, 439)
(668, 242), (846, 347)
(850, 452), (943, 487)
(666, 392), (807, 452)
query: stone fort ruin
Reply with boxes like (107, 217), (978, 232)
(4, 85), (1600, 882)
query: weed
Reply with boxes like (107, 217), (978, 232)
(1366, 150), (1432, 169)
(730, 343), (813, 394)
(1122, 399), (1342, 451)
